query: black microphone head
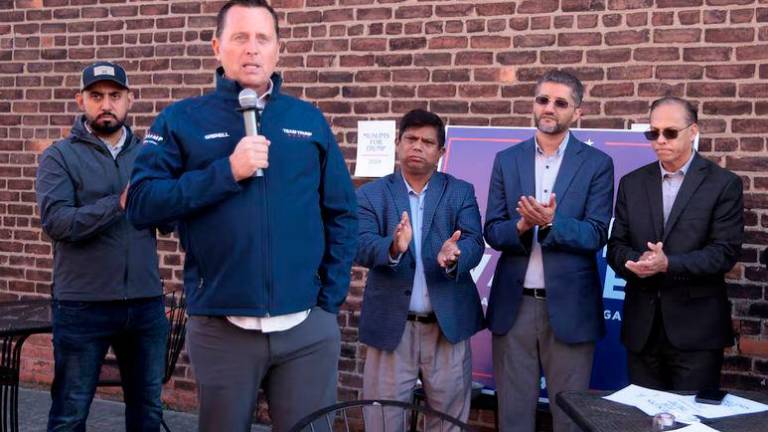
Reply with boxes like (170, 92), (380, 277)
(238, 88), (265, 110)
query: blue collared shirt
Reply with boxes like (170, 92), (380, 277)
(390, 175), (459, 313)
(404, 177), (432, 313)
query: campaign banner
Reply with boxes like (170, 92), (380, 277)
(441, 126), (657, 392)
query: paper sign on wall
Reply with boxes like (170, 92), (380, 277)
(354, 121), (396, 178)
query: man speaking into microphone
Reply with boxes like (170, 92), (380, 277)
(127, 1), (358, 431)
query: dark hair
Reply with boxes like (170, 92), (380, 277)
(649, 96), (698, 125)
(216, 0), (280, 39)
(398, 109), (446, 148)
(535, 69), (584, 107)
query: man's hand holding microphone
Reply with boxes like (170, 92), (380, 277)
(231, 88), (269, 181)
(229, 136), (270, 181)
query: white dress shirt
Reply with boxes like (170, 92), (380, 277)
(523, 132), (569, 290)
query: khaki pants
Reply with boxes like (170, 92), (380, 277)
(363, 321), (472, 432)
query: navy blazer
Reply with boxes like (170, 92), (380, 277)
(356, 171), (485, 351)
(484, 135), (614, 344)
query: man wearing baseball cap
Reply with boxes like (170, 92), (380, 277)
(36, 61), (169, 431)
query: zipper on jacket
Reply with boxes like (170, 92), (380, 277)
(114, 155), (129, 300)
(261, 173), (273, 312)
(257, 111), (273, 313)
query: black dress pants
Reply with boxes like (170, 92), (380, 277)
(627, 301), (724, 391)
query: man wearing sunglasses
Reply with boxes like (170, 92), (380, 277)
(607, 97), (743, 392)
(484, 70), (614, 432)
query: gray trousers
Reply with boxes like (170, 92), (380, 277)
(363, 321), (472, 432)
(186, 307), (340, 432)
(493, 296), (595, 432)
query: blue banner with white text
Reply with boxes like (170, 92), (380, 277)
(441, 125), (656, 394)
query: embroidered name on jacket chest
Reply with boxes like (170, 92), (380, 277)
(282, 128), (313, 139)
(201, 129), (312, 140)
(204, 132), (230, 140)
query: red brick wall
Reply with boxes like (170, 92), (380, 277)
(2, 0), (767, 417)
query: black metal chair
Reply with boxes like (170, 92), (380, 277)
(288, 399), (471, 432)
(412, 382), (498, 431)
(0, 299), (52, 432)
(96, 289), (187, 432)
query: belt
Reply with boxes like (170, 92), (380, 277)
(522, 288), (546, 299)
(406, 312), (438, 324)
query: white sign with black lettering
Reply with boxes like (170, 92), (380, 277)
(354, 120), (396, 178)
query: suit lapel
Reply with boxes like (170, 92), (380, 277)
(552, 135), (586, 200)
(643, 164), (664, 241)
(516, 139), (536, 198)
(387, 171), (412, 220)
(386, 172), (416, 261)
(421, 172), (447, 249)
(663, 154), (708, 242)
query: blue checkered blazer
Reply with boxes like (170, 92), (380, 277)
(356, 171), (485, 351)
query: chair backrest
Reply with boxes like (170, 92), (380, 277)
(288, 399), (471, 432)
(163, 289), (187, 384)
(96, 289), (187, 388)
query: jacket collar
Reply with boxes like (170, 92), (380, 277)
(552, 133), (587, 199)
(70, 115), (136, 155)
(641, 152), (709, 241)
(516, 132), (586, 200)
(387, 170), (448, 251)
(214, 67), (283, 102)
(662, 152), (708, 241)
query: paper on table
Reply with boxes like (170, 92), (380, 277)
(673, 423), (721, 432)
(604, 385), (701, 423)
(681, 393), (768, 419)
(604, 385), (768, 425)
(354, 121), (396, 178)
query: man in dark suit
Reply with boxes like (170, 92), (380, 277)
(484, 70), (614, 432)
(356, 109), (485, 427)
(607, 97), (743, 391)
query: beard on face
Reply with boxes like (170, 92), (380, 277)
(534, 113), (568, 135)
(87, 112), (125, 135)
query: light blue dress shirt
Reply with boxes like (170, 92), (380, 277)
(390, 175), (458, 313)
(523, 132), (569, 290)
(404, 178), (432, 313)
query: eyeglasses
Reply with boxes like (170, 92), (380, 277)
(643, 123), (693, 141)
(534, 95), (572, 110)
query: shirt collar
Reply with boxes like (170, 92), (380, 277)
(534, 131), (570, 157)
(261, 78), (274, 102)
(215, 67), (280, 103)
(112, 127), (127, 151)
(83, 119), (127, 150)
(660, 151), (695, 178)
(402, 174), (430, 196)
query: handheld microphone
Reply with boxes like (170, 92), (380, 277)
(238, 88), (266, 177)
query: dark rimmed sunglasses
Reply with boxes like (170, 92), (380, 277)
(534, 95), (571, 110)
(643, 123), (693, 141)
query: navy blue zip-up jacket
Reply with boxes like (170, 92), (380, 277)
(127, 70), (357, 317)
(36, 117), (163, 301)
